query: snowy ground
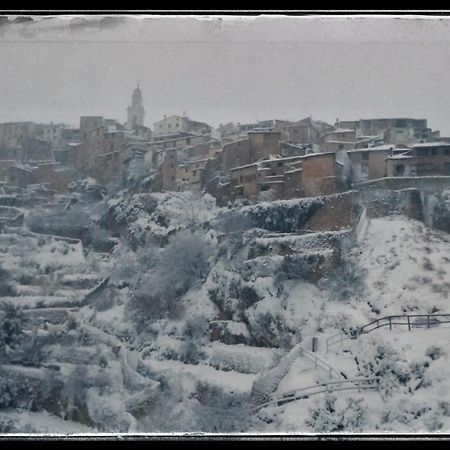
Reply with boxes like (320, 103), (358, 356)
(258, 325), (450, 432)
(2, 190), (450, 434)
(253, 215), (450, 433)
(320, 215), (450, 332)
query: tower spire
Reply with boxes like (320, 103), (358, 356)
(127, 84), (145, 129)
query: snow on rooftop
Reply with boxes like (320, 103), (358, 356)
(388, 153), (413, 159)
(348, 144), (396, 153)
(412, 141), (450, 147)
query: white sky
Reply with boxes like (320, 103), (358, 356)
(1, 14), (450, 133)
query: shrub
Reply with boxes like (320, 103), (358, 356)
(26, 206), (112, 251)
(425, 345), (444, 361)
(192, 382), (252, 432)
(0, 370), (20, 408)
(305, 393), (367, 432)
(214, 210), (255, 233)
(0, 303), (27, 357)
(354, 339), (411, 399)
(0, 264), (16, 297)
(129, 231), (215, 324)
(319, 259), (366, 302)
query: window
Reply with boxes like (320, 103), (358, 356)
(168, 124), (171, 128)
(186, 138), (191, 144)
(431, 148), (438, 156)
(395, 164), (405, 176)
(170, 163), (174, 168)
(176, 123), (179, 127)
(277, 162), (283, 167)
(362, 153), (369, 161)
(338, 144), (344, 150)
(239, 175), (243, 183)
(444, 148), (450, 156)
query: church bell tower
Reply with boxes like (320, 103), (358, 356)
(127, 83), (145, 129)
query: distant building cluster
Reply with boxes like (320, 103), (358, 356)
(0, 85), (449, 204)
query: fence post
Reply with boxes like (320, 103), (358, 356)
(407, 316), (411, 331)
(389, 317), (392, 330)
(427, 315), (430, 329)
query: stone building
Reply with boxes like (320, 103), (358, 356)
(280, 117), (334, 155)
(320, 128), (357, 153)
(301, 152), (341, 197)
(79, 116), (105, 141)
(218, 130), (282, 172)
(176, 158), (209, 187)
(347, 144), (395, 183)
(0, 122), (40, 153)
(386, 142), (450, 177)
(230, 155), (308, 202)
(40, 123), (66, 149)
(6, 164), (35, 188)
(21, 136), (53, 163)
(157, 148), (178, 191)
(6, 161), (75, 192)
(153, 114), (212, 136)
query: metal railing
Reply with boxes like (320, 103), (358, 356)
(326, 313), (450, 352)
(298, 345), (344, 379)
(252, 377), (380, 412)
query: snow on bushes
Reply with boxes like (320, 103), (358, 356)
(26, 205), (113, 252)
(242, 197), (325, 233)
(128, 230), (215, 326)
(305, 393), (368, 432)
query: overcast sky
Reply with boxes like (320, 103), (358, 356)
(2, 14), (450, 133)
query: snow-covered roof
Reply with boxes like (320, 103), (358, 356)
(230, 162), (257, 171)
(248, 129), (280, 134)
(348, 144), (396, 153)
(223, 138), (250, 148)
(262, 155), (304, 163)
(323, 140), (356, 145)
(302, 152), (335, 158)
(321, 128), (355, 137)
(284, 168), (303, 174)
(387, 153), (413, 160)
(412, 142), (450, 148)
(258, 180), (284, 185)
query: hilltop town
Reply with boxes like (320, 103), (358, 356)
(1, 85), (450, 206)
(1, 85), (450, 434)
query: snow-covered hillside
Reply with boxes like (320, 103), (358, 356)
(1, 185), (450, 434)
